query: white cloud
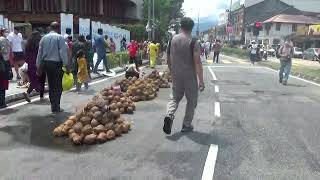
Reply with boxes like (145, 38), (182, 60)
(182, 0), (230, 18)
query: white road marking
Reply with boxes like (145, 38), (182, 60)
(209, 65), (265, 68)
(201, 144), (219, 180)
(264, 67), (320, 88)
(1, 72), (125, 111)
(215, 85), (219, 93)
(215, 102), (221, 118)
(208, 67), (217, 80)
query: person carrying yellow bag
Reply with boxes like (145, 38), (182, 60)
(149, 41), (157, 68)
(62, 67), (74, 91)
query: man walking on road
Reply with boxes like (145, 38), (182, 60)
(36, 22), (69, 113)
(93, 28), (111, 74)
(213, 39), (221, 63)
(8, 27), (24, 80)
(279, 41), (293, 85)
(163, 17), (205, 134)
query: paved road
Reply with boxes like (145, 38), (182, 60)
(1, 56), (320, 179)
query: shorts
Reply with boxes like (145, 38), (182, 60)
(13, 52), (24, 62)
(129, 56), (136, 64)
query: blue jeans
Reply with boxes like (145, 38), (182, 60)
(279, 59), (292, 82)
(94, 53), (109, 72)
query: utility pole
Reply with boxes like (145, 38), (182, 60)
(147, 0), (151, 41)
(152, 0), (155, 41)
(196, 11), (200, 38)
(228, 0), (233, 45)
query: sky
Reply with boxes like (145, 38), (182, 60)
(182, 0), (230, 19)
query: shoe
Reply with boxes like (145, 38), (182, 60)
(282, 81), (287, 86)
(163, 115), (174, 135)
(16, 76), (21, 80)
(52, 108), (64, 114)
(23, 92), (31, 102)
(93, 71), (100, 74)
(181, 125), (194, 133)
(106, 69), (112, 73)
(39, 97), (46, 102)
(279, 79), (283, 84)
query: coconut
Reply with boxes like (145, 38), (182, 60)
(69, 132), (78, 140)
(116, 102), (123, 109)
(122, 123), (130, 133)
(114, 124), (122, 136)
(53, 126), (64, 137)
(93, 111), (103, 121)
(72, 134), (83, 145)
(113, 109), (121, 119)
(73, 122), (83, 133)
(119, 107), (125, 114)
(96, 132), (108, 143)
(93, 125), (106, 134)
(62, 125), (71, 135)
(105, 122), (114, 131)
(68, 116), (77, 123)
(83, 134), (97, 145)
(91, 106), (100, 113)
(116, 117), (125, 124)
(106, 130), (116, 140)
(82, 124), (93, 135)
(127, 107), (134, 114)
(68, 129), (75, 136)
(123, 120), (131, 130)
(64, 120), (75, 127)
(80, 116), (91, 125)
(91, 119), (100, 127)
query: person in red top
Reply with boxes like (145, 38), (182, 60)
(128, 40), (140, 71)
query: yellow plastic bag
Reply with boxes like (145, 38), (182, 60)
(62, 71), (74, 91)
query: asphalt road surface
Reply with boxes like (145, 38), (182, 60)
(1, 56), (320, 180)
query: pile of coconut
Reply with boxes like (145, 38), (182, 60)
(53, 70), (172, 145)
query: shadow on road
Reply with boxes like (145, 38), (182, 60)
(166, 131), (214, 146)
(0, 112), (92, 153)
(0, 108), (19, 115)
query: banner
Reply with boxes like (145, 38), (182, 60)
(79, 18), (90, 36)
(4, 18), (8, 29)
(60, 13), (73, 37)
(0, 15), (3, 28)
(91, 21), (102, 40)
(309, 25), (320, 36)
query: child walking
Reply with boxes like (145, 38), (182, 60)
(76, 50), (89, 93)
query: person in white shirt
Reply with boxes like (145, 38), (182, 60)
(249, 40), (259, 65)
(7, 27), (25, 80)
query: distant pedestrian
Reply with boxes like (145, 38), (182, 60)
(85, 35), (94, 72)
(93, 28), (111, 73)
(249, 40), (258, 65)
(121, 37), (127, 51)
(205, 41), (210, 59)
(72, 35), (86, 87)
(128, 40), (140, 71)
(278, 41), (293, 86)
(213, 39), (221, 63)
(76, 50), (89, 92)
(36, 22), (69, 113)
(163, 17), (205, 134)
(148, 41), (157, 68)
(8, 27), (24, 80)
(109, 38), (116, 53)
(0, 28), (12, 109)
(22, 31), (46, 102)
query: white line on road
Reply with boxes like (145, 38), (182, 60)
(264, 67), (320, 88)
(215, 102), (221, 118)
(1, 72), (126, 111)
(201, 144), (219, 180)
(209, 65), (265, 68)
(208, 67), (217, 81)
(215, 85), (219, 93)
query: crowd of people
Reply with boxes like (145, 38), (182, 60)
(0, 21), (128, 112)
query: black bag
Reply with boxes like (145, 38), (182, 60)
(0, 55), (13, 80)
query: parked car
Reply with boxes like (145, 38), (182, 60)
(302, 48), (319, 61)
(293, 47), (303, 58)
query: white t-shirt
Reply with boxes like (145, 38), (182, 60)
(250, 44), (258, 54)
(205, 42), (210, 50)
(8, 32), (23, 52)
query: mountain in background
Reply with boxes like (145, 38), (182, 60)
(192, 15), (218, 34)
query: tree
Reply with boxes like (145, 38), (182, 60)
(142, 0), (184, 42)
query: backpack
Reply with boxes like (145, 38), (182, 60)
(167, 37), (197, 61)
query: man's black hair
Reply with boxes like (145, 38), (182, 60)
(66, 28), (72, 35)
(86, 35), (91, 40)
(180, 17), (194, 32)
(98, 28), (103, 35)
(78, 35), (85, 42)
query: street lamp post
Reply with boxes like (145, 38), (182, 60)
(152, 0), (155, 41)
(147, 0), (151, 40)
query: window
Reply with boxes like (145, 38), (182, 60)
(276, 23), (281, 31)
(292, 24), (297, 32)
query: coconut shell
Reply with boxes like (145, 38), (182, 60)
(123, 120), (131, 130)
(83, 134), (97, 145)
(93, 111), (103, 120)
(116, 102), (123, 109)
(96, 132), (108, 143)
(62, 125), (71, 135)
(68, 128), (75, 136)
(127, 107), (134, 114)
(119, 107), (125, 114)
(122, 123), (130, 133)
(64, 120), (75, 127)
(113, 109), (121, 119)
(91, 106), (100, 113)
(105, 122), (115, 131)
(72, 134), (83, 145)
(73, 122), (83, 133)
(114, 124), (122, 136)
(68, 116), (77, 123)
(69, 132), (78, 140)
(82, 124), (93, 135)
(80, 116), (92, 125)
(93, 125), (106, 134)
(91, 119), (100, 127)
(106, 130), (116, 140)
(116, 117), (125, 124)
(53, 126), (64, 137)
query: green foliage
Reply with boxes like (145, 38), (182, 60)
(221, 47), (249, 59)
(118, 24), (147, 41)
(142, 0), (184, 42)
(107, 51), (142, 68)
